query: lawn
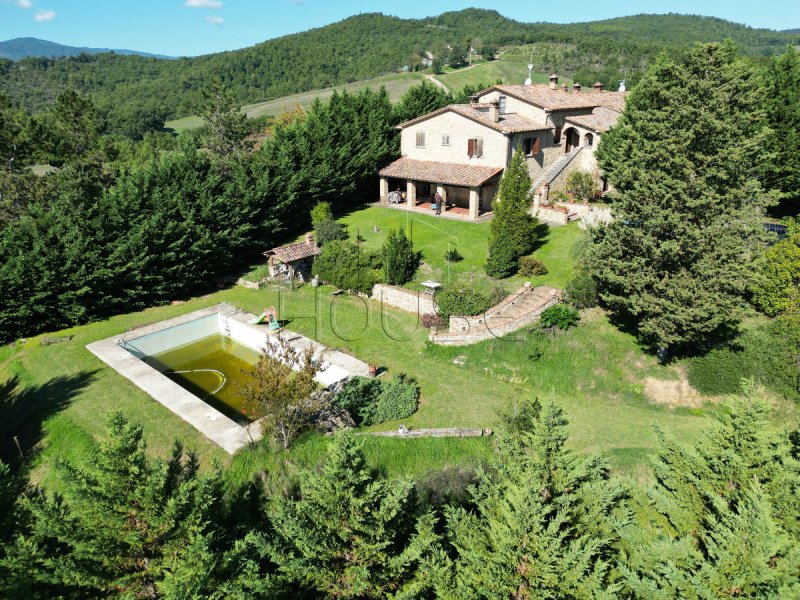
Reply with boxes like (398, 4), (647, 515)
(4, 205), (791, 491)
(338, 205), (583, 294)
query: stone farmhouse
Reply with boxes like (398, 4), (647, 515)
(378, 75), (627, 220)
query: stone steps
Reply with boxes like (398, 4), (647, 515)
(430, 285), (561, 346)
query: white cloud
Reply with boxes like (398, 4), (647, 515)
(205, 15), (223, 24)
(33, 9), (55, 21)
(185, 0), (222, 8)
(16, 0), (34, 9)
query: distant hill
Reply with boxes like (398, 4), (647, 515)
(782, 28), (800, 34)
(1, 10), (797, 138)
(0, 37), (171, 61)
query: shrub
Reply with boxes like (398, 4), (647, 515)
(435, 288), (492, 320)
(312, 240), (381, 294)
(332, 374), (420, 425)
(539, 304), (580, 331)
(366, 374), (419, 424)
(687, 315), (800, 399)
(564, 170), (596, 202)
(754, 228), (800, 316)
(332, 376), (383, 424)
(381, 227), (421, 285)
(315, 218), (348, 246)
(565, 270), (599, 309)
(518, 255), (548, 277)
(310, 201), (333, 228)
(444, 247), (463, 263)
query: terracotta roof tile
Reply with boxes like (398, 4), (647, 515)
(564, 106), (622, 133)
(398, 103), (550, 134)
(480, 84), (627, 112)
(265, 240), (321, 263)
(379, 157), (503, 187)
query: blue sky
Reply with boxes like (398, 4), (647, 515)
(1, 0), (798, 57)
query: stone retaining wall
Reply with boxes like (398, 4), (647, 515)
(371, 283), (436, 315)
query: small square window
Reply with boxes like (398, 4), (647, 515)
(416, 131), (426, 148)
(442, 134), (450, 146)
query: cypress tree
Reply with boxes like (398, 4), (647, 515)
(588, 43), (772, 354)
(3, 413), (224, 598)
(269, 432), (437, 598)
(485, 148), (538, 278)
(440, 402), (627, 598)
(382, 226), (421, 285)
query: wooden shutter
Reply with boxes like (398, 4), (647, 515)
(467, 138), (475, 157)
(532, 137), (540, 154)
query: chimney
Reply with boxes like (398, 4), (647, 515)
(549, 73), (559, 90)
(488, 100), (500, 123)
(561, 82), (568, 93)
(573, 82), (582, 94)
(593, 81), (603, 93)
(305, 232), (315, 246)
(469, 94), (480, 106)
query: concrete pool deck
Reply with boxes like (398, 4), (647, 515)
(87, 303), (371, 454)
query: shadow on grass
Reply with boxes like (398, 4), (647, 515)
(0, 370), (98, 466)
(530, 221), (551, 253)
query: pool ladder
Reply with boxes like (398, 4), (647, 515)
(220, 313), (233, 352)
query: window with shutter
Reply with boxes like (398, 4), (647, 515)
(476, 138), (483, 157)
(499, 96), (507, 114)
(467, 138), (475, 157)
(532, 137), (540, 154)
(442, 134), (450, 146)
(416, 131), (425, 147)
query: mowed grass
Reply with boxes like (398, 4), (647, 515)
(338, 205), (582, 294)
(165, 72), (426, 133)
(4, 206), (789, 489)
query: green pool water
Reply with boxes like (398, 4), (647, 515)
(143, 334), (264, 424)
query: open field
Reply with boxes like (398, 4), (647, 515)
(434, 58), (566, 92)
(4, 206), (784, 493)
(165, 56), (560, 133)
(165, 71), (426, 133)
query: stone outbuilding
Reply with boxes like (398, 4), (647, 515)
(264, 233), (321, 281)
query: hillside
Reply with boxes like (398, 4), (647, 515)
(1, 10), (797, 138)
(0, 37), (171, 61)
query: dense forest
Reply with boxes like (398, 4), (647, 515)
(0, 10), (797, 138)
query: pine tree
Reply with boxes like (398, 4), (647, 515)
(382, 226), (421, 285)
(485, 149), (538, 278)
(2, 413), (224, 598)
(762, 47), (800, 212)
(588, 43), (772, 354)
(623, 389), (800, 597)
(197, 78), (250, 156)
(269, 432), (437, 598)
(440, 401), (628, 598)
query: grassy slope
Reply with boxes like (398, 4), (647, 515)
(166, 72), (426, 133)
(338, 205), (580, 294)
(434, 57), (567, 92)
(4, 206), (776, 492)
(166, 53), (554, 133)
